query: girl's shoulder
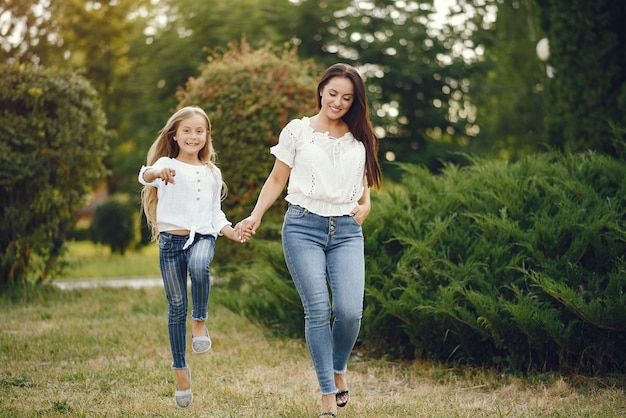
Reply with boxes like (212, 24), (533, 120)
(153, 156), (174, 167)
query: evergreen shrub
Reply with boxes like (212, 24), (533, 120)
(231, 151), (626, 374)
(361, 151), (625, 374)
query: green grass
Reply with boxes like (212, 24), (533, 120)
(60, 241), (161, 280)
(0, 283), (624, 417)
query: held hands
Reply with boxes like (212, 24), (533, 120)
(233, 215), (259, 243)
(239, 215), (261, 236)
(225, 223), (251, 244)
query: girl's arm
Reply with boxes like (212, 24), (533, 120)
(142, 166), (176, 185)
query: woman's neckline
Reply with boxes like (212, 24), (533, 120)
(305, 116), (350, 140)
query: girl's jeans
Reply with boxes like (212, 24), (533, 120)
(282, 205), (364, 395)
(159, 232), (215, 370)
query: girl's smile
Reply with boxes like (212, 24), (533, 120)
(174, 114), (208, 163)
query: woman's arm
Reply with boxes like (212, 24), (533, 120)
(244, 159), (291, 234)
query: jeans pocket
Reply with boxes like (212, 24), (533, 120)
(158, 233), (172, 251)
(285, 204), (307, 219)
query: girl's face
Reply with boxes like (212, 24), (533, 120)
(173, 114), (208, 161)
(320, 76), (354, 121)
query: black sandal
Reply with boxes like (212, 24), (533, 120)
(336, 390), (349, 407)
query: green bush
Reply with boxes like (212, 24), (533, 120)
(231, 151), (626, 374)
(0, 63), (109, 284)
(364, 151), (626, 373)
(90, 197), (136, 255)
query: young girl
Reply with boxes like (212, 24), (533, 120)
(139, 106), (248, 408)
(241, 63), (382, 418)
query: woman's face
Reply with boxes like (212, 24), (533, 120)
(320, 76), (354, 121)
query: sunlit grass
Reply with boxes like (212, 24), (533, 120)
(0, 285), (624, 417)
(61, 240), (161, 280)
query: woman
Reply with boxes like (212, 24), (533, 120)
(242, 63), (382, 417)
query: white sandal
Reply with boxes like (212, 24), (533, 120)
(192, 326), (212, 354)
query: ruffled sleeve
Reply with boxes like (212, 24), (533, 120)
(270, 118), (306, 167)
(138, 157), (170, 186)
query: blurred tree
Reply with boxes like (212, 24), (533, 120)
(176, 40), (318, 222)
(450, 0), (547, 160)
(536, 0), (626, 156)
(0, 0), (62, 64)
(286, 0), (352, 60)
(0, 0), (152, 195)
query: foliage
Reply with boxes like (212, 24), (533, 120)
(454, 0), (547, 160)
(90, 197), (137, 255)
(232, 151), (626, 374)
(366, 151), (626, 373)
(536, 0), (626, 156)
(0, 63), (109, 284)
(0, 0), (61, 64)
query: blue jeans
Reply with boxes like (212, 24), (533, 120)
(282, 205), (364, 395)
(159, 232), (215, 369)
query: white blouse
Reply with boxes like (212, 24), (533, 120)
(138, 157), (231, 249)
(271, 117), (366, 216)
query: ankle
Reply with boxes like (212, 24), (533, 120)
(175, 369), (190, 390)
(321, 393), (337, 415)
(191, 320), (206, 335)
(334, 372), (348, 391)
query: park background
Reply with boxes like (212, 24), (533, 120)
(1, 0), (625, 415)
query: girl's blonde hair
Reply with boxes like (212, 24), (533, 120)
(140, 106), (227, 241)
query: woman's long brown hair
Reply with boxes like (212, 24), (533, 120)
(317, 63), (382, 190)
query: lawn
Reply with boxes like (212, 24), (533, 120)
(0, 283), (624, 417)
(60, 240), (161, 280)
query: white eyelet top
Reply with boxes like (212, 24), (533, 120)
(138, 157), (231, 249)
(270, 117), (366, 216)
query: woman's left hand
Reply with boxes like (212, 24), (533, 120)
(350, 203), (370, 225)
